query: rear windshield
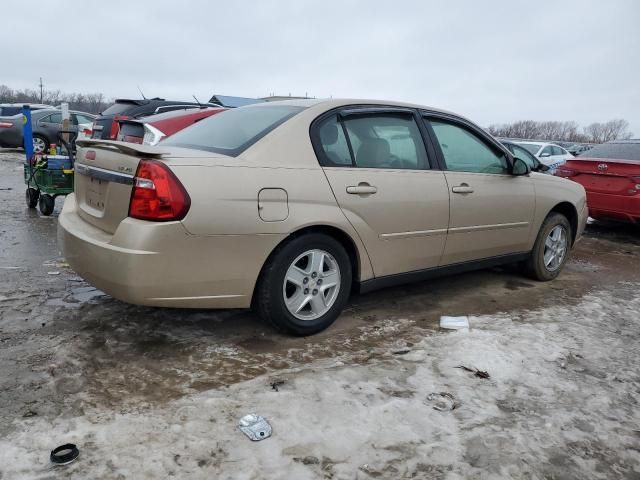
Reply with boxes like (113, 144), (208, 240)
(582, 142), (640, 160)
(161, 105), (305, 156)
(101, 102), (140, 116)
(0, 106), (22, 116)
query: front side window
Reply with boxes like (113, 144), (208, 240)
(540, 145), (553, 156)
(509, 144), (538, 169)
(162, 105), (304, 156)
(430, 120), (508, 174)
(42, 112), (62, 124)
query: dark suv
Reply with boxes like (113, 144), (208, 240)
(91, 98), (220, 140)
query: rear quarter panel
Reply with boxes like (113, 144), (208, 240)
(168, 104), (375, 281)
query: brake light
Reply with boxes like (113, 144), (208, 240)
(0, 122), (13, 128)
(128, 160), (190, 221)
(555, 167), (578, 178)
(632, 176), (640, 191)
(110, 114), (130, 139)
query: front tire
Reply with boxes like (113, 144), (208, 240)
(524, 213), (572, 281)
(255, 233), (352, 336)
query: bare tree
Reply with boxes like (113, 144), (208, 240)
(489, 118), (633, 143)
(584, 119), (632, 143)
(0, 84), (110, 114)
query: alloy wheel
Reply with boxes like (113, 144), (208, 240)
(33, 137), (47, 154)
(543, 225), (568, 272)
(282, 249), (341, 320)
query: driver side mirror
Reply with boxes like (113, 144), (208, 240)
(540, 152), (551, 158)
(512, 157), (531, 176)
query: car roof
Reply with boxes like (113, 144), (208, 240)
(236, 97), (462, 118)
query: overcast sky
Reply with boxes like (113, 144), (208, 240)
(3, 0), (639, 133)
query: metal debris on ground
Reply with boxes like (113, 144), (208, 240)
(50, 443), (79, 466)
(47, 271), (60, 276)
(425, 392), (460, 411)
(392, 348), (411, 355)
(456, 365), (490, 379)
(439, 316), (470, 330)
(238, 414), (272, 441)
(269, 378), (286, 392)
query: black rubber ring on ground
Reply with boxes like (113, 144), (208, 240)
(50, 443), (79, 465)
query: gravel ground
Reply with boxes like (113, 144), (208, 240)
(0, 149), (639, 479)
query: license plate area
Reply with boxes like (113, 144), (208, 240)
(86, 177), (107, 211)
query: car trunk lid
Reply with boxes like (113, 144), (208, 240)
(74, 140), (171, 233)
(558, 158), (640, 195)
(73, 139), (232, 233)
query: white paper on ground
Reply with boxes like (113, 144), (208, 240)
(440, 316), (470, 330)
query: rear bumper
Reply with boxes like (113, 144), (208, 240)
(0, 127), (22, 148)
(586, 191), (640, 224)
(58, 194), (285, 308)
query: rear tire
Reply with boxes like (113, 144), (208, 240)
(32, 135), (48, 155)
(255, 233), (352, 336)
(38, 194), (55, 216)
(524, 213), (572, 281)
(26, 188), (39, 208)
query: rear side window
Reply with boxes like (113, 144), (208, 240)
(162, 105), (304, 156)
(430, 120), (508, 174)
(552, 146), (565, 155)
(74, 114), (94, 124)
(316, 115), (352, 166)
(315, 112), (429, 170)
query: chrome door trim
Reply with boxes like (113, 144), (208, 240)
(449, 221), (529, 233)
(380, 228), (448, 240)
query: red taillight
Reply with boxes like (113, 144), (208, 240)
(123, 135), (143, 144)
(110, 115), (130, 139)
(0, 122), (13, 128)
(555, 167), (578, 178)
(128, 160), (190, 221)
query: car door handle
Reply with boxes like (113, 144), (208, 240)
(346, 183), (377, 195)
(451, 184), (474, 194)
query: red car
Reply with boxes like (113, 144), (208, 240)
(116, 106), (226, 145)
(555, 140), (640, 224)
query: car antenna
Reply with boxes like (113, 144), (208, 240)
(137, 85), (147, 100)
(192, 95), (204, 108)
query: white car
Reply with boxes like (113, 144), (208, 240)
(513, 141), (574, 174)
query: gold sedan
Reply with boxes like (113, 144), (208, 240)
(58, 99), (587, 335)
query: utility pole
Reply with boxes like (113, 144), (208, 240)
(39, 77), (44, 103)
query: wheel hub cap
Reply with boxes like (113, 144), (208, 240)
(283, 249), (341, 321)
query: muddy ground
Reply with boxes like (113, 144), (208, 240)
(0, 149), (639, 479)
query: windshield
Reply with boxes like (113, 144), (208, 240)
(162, 105), (305, 156)
(517, 143), (541, 155)
(581, 142), (640, 160)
